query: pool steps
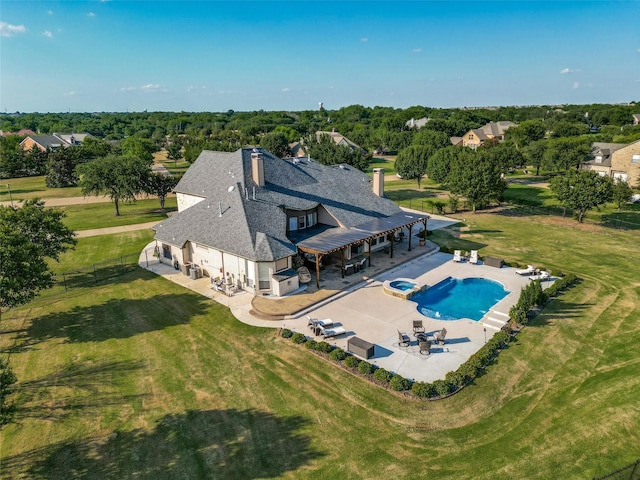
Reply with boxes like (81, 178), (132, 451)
(482, 310), (510, 330)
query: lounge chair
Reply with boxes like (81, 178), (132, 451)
(319, 325), (347, 340)
(469, 250), (479, 264)
(453, 250), (463, 262)
(431, 327), (447, 345)
(307, 315), (334, 331)
(413, 320), (425, 334)
(515, 265), (535, 276)
(419, 340), (431, 355)
(398, 330), (411, 347)
(529, 271), (550, 281)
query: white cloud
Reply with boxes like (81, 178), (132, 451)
(281, 87), (290, 92)
(64, 91), (78, 96)
(572, 82), (580, 89)
(637, 48), (640, 53)
(43, 30), (53, 38)
(87, 12), (95, 17)
(412, 48), (422, 53)
(120, 86), (136, 92)
(0, 22), (26, 37)
(48, 10), (53, 15)
(141, 83), (160, 91)
(360, 37), (368, 42)
(560, 68), (572, 74)
(187, 85), (207, 92)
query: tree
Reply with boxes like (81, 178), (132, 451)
(146, 172), (178, 210)
(260, 132), (291, 158)
(306, 133), (371, 172)
(448, 149), (507, 212)
(395, 145), (431, 188)
(166, 142), (183, 166)
(119, 137), (156, 162)
(77, 154), (152, 216)
(426, 146), (461, 184)
(505, 120), (546, 149)
(612, 179), (633, 209)
(0, 356), (17, 428)
(550, 169), (613, 222)
(543, 137), (591, 172)
(522, 139), (547, 175)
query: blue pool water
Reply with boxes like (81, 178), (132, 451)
(389, 280), (416, 291)
(412, 277), (509, 321)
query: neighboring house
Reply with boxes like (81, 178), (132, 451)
(20, 132), (91, 152)
(610, 139), (640, 186)
(405, 117), (430, 129)
(461, 121), (516, 149)
(152, 148), (428, 296)
(0, 129), (37, 137)
(581, 142), (627, 178)
(315, 130), (365, 152)
(632, 114), (640, 126)
(450, 136), (463, 146)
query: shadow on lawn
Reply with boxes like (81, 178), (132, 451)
(5, 409), (323, 479)
(23, 292), (210, 345)
(15, 359), (148, 422)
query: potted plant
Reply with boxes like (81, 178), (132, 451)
(417, 228), (428, 246)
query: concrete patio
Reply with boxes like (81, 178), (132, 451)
(138, 212), (549, 383)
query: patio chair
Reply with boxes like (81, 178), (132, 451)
(419, 340), (431, 355)
(413, 320), (425, 334)
(431, 327), (447, 345)
(529, 271), (550, 281)
(307, 316), (334, 331)
(398, 330), (411, 347)
(515, 265), (535, 275)
(469, 250), (479, 264)
(319, 325), (347, 340)
(453, 250), (463, 262)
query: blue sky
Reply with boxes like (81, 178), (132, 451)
(1, 1), (639, 113)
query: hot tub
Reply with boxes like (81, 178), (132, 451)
(382, 278), (425, 300)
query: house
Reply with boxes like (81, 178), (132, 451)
(315, 130), (365, 152)
(152, 148), (428, 296)
(0, 129), (37, 137)
(405, 117), (431, 129)
(632, 114), (640, 126)
(581, 142), (627, 178)
(461, 121), (516, 149)
(609, 139), (640, 186)
(20, 132), (91, 152)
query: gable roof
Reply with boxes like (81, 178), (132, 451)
(154, 148), (404, 262)
(316, 130), (364, 151)
(19, 132), (90, 150)
(583, 142), (627, 167)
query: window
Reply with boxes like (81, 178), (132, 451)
(371, 237), (378, 246)
(307, 212), (316, 228)
(595, 155), (603, 164)
(288, 217), (298, 231)
(298, 215), (306, 229)
(275, 257), (289, 273)
(468, 134), (474, 140)
(632, 154), (640, 164)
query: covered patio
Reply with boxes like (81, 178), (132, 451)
(290, 211), (429, 289)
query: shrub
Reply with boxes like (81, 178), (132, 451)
(357, 361), (373, 375)
(411, 381), (436, 398)
(445, 370), (467, 389)
(280, 328), (293, 338)
(316, 341), (333, 353)
(344, 356), (359, 368)
(304, 339), (318, 350)
(373, 368), (392, 383)
(291, 332), (307, 344)
(433, 379), (452, 397)
(390, 374), (411, 391)
(329, 348), (347, 361)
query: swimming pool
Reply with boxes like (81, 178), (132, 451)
(411, 277), (509, 321)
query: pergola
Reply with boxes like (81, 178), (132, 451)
(293, 212), (429, 288)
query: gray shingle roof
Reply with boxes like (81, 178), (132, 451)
(154, 148), (407, 261)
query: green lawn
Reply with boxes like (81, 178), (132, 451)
(0, 176), (83, 202)
(2, 209), (639, 478)
(59, 197), (177, 231)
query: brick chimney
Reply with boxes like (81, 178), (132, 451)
(251, 151), (265, 187)
(372, 168), (384, 197)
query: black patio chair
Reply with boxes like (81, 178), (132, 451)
(413, 320), (425, 334)
(398, 330), (411, 347)
(419, 340), (431, 355)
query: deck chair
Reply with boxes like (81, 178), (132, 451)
(432, 327), (447, 345)
(453, 250), (462, 262)
(398, 330), (411, 347)
(319, 325), (347, 340)
(515, 265), (535, 275)
(413, 320), (425, 334)
(469, 250), (479, 264)
(419, 340), (431, 355)
(307, 315), (334, 331)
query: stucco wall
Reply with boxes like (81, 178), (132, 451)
(611, 141), (640, 186)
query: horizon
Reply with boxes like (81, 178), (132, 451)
(2, 1), (639, 113)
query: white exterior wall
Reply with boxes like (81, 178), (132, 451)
(176, 192), (205, 213)
(272, 275), (300, 296)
